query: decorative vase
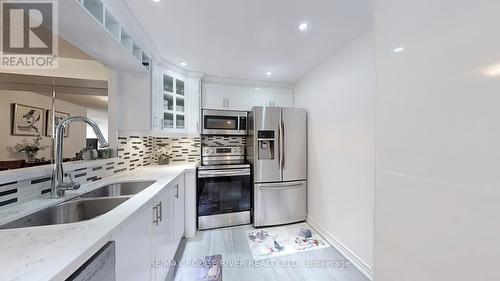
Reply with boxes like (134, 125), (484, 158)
(158, 155), (169, 165)
(83, 149), (98, 160)
(24, 149), (38, 163)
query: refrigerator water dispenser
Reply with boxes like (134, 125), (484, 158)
(257, 130), (275, 160)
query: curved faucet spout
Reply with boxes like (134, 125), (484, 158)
(51, 116), (109, 198)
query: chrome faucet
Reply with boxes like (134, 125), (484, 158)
(50, 116), (109, 198)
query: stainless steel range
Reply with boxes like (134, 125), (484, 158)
(197, 146), (251, 230)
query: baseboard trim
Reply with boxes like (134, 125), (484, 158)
(306, 217), (373, 280)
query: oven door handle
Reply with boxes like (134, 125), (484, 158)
(198, 169), (251, 178)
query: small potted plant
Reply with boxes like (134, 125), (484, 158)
(14, 135), (48, 163)
(153, 147), (171, 165)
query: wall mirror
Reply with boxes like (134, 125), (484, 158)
(0, 38), (110, 171)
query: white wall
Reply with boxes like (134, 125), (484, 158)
(294, 33), (374, 273)
(375, 1), (500, 280)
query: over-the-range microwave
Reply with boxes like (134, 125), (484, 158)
(202, 109), (248, 135)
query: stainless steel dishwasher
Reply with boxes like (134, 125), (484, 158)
(67, 241), (116, 281)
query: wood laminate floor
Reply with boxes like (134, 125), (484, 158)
(171, 224), (369, 281)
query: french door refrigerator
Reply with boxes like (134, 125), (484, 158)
(247, 106), (307, 227)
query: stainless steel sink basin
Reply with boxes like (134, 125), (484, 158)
(79, 181), (156, 198)
(0, 197), (129, 230)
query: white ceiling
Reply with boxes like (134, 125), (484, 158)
(123, 0), (372, 83)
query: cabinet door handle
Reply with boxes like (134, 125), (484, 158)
(157, 202), (162, 222)
(160, 118), (164, 130)
(153, 205), (159, 226)
(175, 184), (179, 199)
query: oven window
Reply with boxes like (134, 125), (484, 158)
(205, 116), (238, 130)
(197, 175), (251, 216)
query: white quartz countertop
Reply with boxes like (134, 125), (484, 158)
(0, 164), (197, 281)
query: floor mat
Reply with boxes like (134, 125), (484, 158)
(246, 223), (330, 260)
(195, 255), (222, 281)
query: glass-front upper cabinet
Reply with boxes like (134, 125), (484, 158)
(153, 66), (201, 135)
(161, 73), (185, 130)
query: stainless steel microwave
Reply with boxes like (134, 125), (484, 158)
(202, 109), (248, 135)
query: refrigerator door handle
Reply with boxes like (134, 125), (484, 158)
(283, 120), (285, 170)
(278, 117), (283, 171)
(281, 120), (285, 170)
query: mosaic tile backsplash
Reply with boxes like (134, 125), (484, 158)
(202, 136), (246, 147)
(0, 135), (201, 210)
(117, 136), (201, 166)
(0, 159), (125, 210)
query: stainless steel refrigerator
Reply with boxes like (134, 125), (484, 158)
(247, 106), (307, 227)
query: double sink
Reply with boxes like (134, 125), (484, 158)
(0, 181), (156, 230)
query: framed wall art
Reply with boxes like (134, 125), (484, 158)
(46, 110), (70, 137)
(11, 103), (45, 136)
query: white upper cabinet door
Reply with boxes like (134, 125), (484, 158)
(152, 68), (201, 135)
(202, 82), (292, 110)
(225, 86), (249, 111)
(272, 89), (294, 107)
(202, 84), (226, 110)
(187, 78), (201, 134)
(249, 88), (273, 108)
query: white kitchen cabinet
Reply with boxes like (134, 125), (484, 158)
(272, 89), (294, 107)
(151, 175), (184, 281)
(249, 88), (273, 107)
(202, 84), (226, 110)
(151, 187), (175, 281)
(113, 201), (153, 281)
(172, 175), (185, 246)
(152, 68), (201, 135)
(184, 170), (197, 238)
(112, 175), (186, 281)
(248, 87), (294, 108)
(186, 78), (201, 134)
(202, 83), (249, 110)
(203, 83), (293, 111)
(159, 72), (186, 130)
(114, 71), (152, 131)
(225, 86), (249, 110)
(115, 64), (201, 135)
(58, 0), (151, 73)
